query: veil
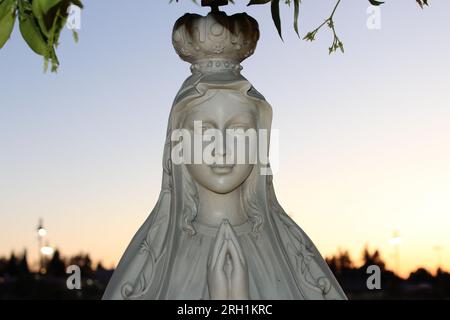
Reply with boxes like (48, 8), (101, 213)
(102, 68), (347, 300)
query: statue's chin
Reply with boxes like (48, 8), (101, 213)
(197, 179), (242, 195)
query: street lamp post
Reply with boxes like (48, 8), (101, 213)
(389, 230), (402, 276)
(37, 218), (47, 273)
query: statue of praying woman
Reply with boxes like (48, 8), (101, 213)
(102, 10), (347, 300)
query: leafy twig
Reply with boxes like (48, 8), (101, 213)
(303, 0), (344, 54)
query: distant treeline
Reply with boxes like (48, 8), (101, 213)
(0, 247), (449, 299)
(0, 250), (112, 299)
(326, 247), (450, 299)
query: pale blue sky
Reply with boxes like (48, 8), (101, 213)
(1, 0), (449, 276)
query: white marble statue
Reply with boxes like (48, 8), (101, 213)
(102, 10), (347, 300)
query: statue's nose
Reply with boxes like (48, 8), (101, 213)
(213, 130), (228, 157)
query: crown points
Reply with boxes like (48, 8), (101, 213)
(172, 12), (259, 66)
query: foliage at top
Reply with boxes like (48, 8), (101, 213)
(0, 0), (429, 72)
(0, 0), (83, 72)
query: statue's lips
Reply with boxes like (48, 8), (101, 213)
(209, 164), (235, 174)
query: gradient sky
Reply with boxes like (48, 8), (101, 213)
(0, 0), (449, 278)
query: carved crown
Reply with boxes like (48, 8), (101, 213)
(172, 11), (260, 66)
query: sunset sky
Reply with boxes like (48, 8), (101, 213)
(0, 0), (449, 278)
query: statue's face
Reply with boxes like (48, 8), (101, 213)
(181, 90), (258, 194)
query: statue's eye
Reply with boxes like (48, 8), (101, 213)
(229, 124), (250, 133)
(193, 122), (214, 134)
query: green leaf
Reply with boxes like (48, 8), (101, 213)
(72, 29), (78, 43)
(18, 0), (49, 56)
(34, 0), (65, 15)
(32, 0), (66, 37)
(32, 0), (47, 36)
(271, 0), (282, 40)
(0, 0), (17, 49)
(0, 0), (13, 19)
(368, 0), (384, 6)
(247, 0), (271, 5)
(303, 31), (315, 42)
(293, 0), (300, 37)
(71, 0), (83, 8)
(49, 3), (70, 46)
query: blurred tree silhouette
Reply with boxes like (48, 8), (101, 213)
(326, 249), (352, 277)
(362, 247), (385, 271)
(46, 250), (66, 277)
(17, 250), (30, 276)
(408, 268), (434, 284)
(69, 253), (93, 277)
(6, 252), (18, 277)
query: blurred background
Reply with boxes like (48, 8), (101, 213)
(0, 0), (449, 299)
